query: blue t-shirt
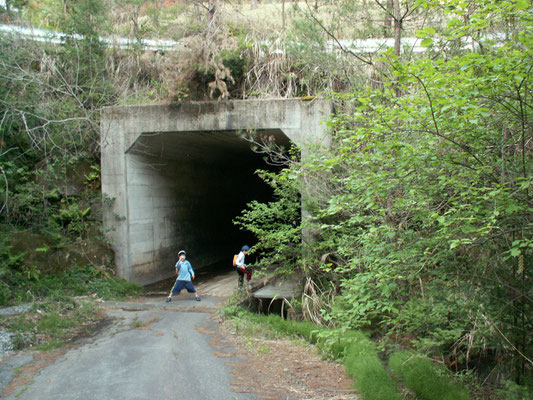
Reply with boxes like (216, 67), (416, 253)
(175, 260), (194, 281)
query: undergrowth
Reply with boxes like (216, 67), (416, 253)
(221, 305), (472, 400)
(0, 264), (141, 351)
(2, 264), (142, 306)
(389, 351), (470, 400)
(1, 300), (104, 351)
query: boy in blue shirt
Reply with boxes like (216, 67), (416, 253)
(166, 250), (201, 302)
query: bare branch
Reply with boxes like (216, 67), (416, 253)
(304, 0), (374, 66)
(0, 165), (8, 221)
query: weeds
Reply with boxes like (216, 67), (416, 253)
(1, 300), (102, 351)
(2, 265), (142, 306)
(0, 264), (140, 352)
(130, 320), (144, 329)
(389, 351), (470, 400)
(221, 305), (477, 400)
(342, 334), (402, 400)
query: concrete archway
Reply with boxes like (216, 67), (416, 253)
(101, 99), (332, 285)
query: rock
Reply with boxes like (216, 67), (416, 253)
(80, 239), (114, 267)
(50, 239), (114, 270)
(34, 159), (98, 197)
(8, 231), (114, 273)
(87, 197), (103, 221)
(0, 331), (15, 354)
(0, 304), (32, 316)
(57, 160), (96, 196)
(7, 232), (55, 273)
(49, 244), (87, 271)
(0, 352), (35, 388)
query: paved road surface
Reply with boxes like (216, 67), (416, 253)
(2, 271), (255, 400)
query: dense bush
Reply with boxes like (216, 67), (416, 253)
(235, 1), (532, 396)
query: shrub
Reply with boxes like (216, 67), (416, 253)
(390, 351), (470, 400)
(343, 332), (402, 400)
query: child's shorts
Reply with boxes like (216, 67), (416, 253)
(172, 280), (196, 294)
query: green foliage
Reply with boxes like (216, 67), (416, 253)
(234, 0), (533, 394)
(496, 380), (533, 400)
(390, 351), (470, 400)
(343, 336), (402, 400)
(58, 0), (109, 87)
(0, 27), (116, 308)
(234, 168), (303, 274)
(219, 45), (248, 97)
(221, 304), (323, 342)
(35, 265), (142, 301)
(390, 290), (482, 355)
(0, 231), (140, 305)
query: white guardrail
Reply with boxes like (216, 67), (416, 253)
(0, 23), (181, 51)
(0, 23), (502, 54)
(0, 23), (427, 53)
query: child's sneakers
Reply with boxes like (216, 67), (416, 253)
(165, 297), (172, 303)
(195, 296), (201, 302)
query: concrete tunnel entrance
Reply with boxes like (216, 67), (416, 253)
(125, 129), (287, 283)
(101, 99), (332, 285)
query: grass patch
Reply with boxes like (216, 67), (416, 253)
(343, 332), (402, 400)
(221, 304), (324, 342)
(389, 351), (470, 400)
(3, 265), (142, 306)
(1, 300), (104, 351)
(1, 263), (142, 352)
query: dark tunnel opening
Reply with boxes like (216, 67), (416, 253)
(125, 129), (292, 283)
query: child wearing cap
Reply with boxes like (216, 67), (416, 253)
(235, 245), (252, 287)
(166, 250), (200, 302)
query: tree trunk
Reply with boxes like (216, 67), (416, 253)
(194, 2), (201, 23)
(152, 0), (160, 27)
(132, 5), (140, 38)
(394, 19), (402, 56)
(208, 0), (217, 26)
(282, 0), (286, 30)
(393, 0), (401, 57)
(384, 0), (393, 37)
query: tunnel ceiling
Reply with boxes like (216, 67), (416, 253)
(127, 129), (291, 165)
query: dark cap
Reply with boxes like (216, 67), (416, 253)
(178, 250), (186, 256)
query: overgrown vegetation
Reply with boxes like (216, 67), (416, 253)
(1, 300), (103, 351)
(0, 0), (142, 351)
(232, 1), (532, 399)
(0, 0), (531, 398)
(222, 305), (470, 400)
(389, 351), (470, 400)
